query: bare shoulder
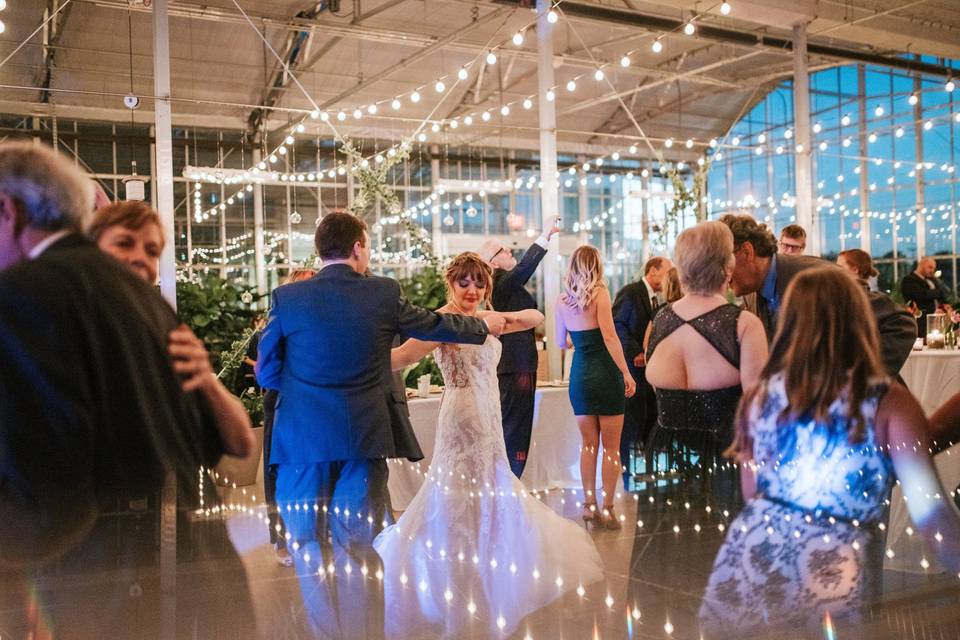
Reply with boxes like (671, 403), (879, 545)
(876, 382), (927, 446)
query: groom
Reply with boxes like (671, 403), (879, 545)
(257, 211), (504, 638)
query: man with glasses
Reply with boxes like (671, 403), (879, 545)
(778, 224), (807, 255)
(479, 215), (561, 478)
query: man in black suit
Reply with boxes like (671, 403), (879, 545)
(0, 142), (254, 638)
(612, 256), (673, 482)
(901, 257), (952, 336)
(479, 215), (560, 478)
(257, 211), (504, 638)
(720, 214), (915, 376)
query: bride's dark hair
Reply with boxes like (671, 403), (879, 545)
(444, 252), (494, 308)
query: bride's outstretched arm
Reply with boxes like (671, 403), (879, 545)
(480, 309), (543, 335)
(391, 338), (439, 371)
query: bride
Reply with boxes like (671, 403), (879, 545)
(376, 252), (604, 638)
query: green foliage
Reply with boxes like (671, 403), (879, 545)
(176, 272), (259, 399)
(654, 163), (710, 249)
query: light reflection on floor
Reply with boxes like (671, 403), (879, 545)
(215, 471), (960, 640)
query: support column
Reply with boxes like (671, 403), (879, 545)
(430, 148), (442, 255)
(792, 23), (817, 255)
(641, 165), (651, 263)
(857, 65), (871, 253)
(153, 0), (176, 305)
(151, 4), (177, 639)
(914, 72), (926, 259)
(253, 147), (267, 299)
(537, 0), (561, 379)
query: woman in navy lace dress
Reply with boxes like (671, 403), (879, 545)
(700, 268), (960, 634)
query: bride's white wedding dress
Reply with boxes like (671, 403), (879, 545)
(373, 336), (604, 637)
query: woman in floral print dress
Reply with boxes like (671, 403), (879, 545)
(699, 268), (960, 634)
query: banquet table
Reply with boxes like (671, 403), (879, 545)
(885, 349), (960, 573)
(387, 385), (620, 510)
(899, 349), (960, 416)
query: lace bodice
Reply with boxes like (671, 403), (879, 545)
(750, 373), (893, 524)
(435, 335), (502, 391)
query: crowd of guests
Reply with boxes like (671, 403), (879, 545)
(2, 139), (960, 637)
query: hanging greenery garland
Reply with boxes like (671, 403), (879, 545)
(653, 161), (711, 248)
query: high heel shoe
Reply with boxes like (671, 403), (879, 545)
(582, 502), (600, 525)
(600, 505), (622, 530)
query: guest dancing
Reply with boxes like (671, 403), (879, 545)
(378, 252), (603, 638)
(644, 222), (767, 503)
(700, 267), (960, 634)
(556, 245), (637, 529)
(87, 201), (253, 456)
(479, 214), (561, 478)
(612, 256), (672, 485)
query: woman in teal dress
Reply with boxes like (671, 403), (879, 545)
(556, 245), (636, 529)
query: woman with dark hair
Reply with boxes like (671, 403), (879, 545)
(700, 267), (960, 633)
(87, 201), (253, 457)
(377, 252), (603, 637)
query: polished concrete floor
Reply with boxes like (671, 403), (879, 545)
(220, 474), (960, 640)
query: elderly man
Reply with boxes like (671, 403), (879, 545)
(478, 215), (560, 478)
(902, 256), (952, 335)
(612, 256), (672, 483)
(720, 214), (915, 376)
(778, 223), (807, 255)
(0, 142), (253, 638)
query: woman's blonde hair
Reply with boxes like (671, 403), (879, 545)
(662, 267), (683, 303)
(562, 245), (605, 311)
(674, 221), (734, 295)
(444, 252), (494, 308)
(727, 267), (886, 459)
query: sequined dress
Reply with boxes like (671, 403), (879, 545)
(699, 374), (893, 633)
(645, 304), (744, 500)
(374, 336), (604, 638)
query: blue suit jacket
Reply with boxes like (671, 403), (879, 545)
(256, 264), (488, 463)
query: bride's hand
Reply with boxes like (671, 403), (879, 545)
(623, 372), (637, 398)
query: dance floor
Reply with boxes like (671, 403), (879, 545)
(217, 475), (960, 640)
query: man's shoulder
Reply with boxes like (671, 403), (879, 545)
(615, 280), (645, 298)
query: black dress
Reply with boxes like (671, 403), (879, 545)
(645, 304), (743, 504)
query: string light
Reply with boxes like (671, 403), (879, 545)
(683, 21), (696, 36)
(651, 38), (663, 53)
(512, 31), (524, 46)
(486, 51), (498, 65)
(620, 55), (631, 67)
(720, 1), (731, 15)
(547, 9), (558, 23)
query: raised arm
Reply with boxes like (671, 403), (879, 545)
(485, 309), (544, 335)
(736, 311), (769, 392)
(596, 288), (636, 397)
(880, 384), (960, 574)
(396, 285), (490, 343)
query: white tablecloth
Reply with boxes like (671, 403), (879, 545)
(885, 350), (960, 573)
(900, 349), (960, 416)
(387, 386), (621, 510)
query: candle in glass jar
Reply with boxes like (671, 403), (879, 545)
(926, 330), (946, 349)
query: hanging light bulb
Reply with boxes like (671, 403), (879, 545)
(353, 108), (363, 119)
(310, 109), (320, 119)
(410, 91), (421, 103)
(685, 138), (694, 149)
(547, 10), (558, 23)
(664, 138), (673, 148)
(0, 19), (5, 35)
(0, 1), (7, 11)
(522, 98), (533, 110)
(464, 115), (474, 125)
(458, 67), (469, 80)
(435, 80), (446, 93)
(594, 68), (605, 81)
(486, 51), (498, 65)
(481, 111), (492, 121)
(391, 98), (401, 110)
(812, 122), (822, 133)
(946, 79), (956, 92)
(546, 89), (556, 102)
(683, 21), (696, 36)
(651, 38), (663, 53)
(500, 105), (510, 116)
(566, 79), (577, 92)
(908, 93), (919, 105)
(337, 111), (346, 121)
(620, 55), (631, 67)
(431, 123), (440, 133)
(512, 31), (524, 46)
(874, 104), (885, 116)
(720, 2), (731, 15)
(841, 114), (851, 126)
(367, 104), (377, 115)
